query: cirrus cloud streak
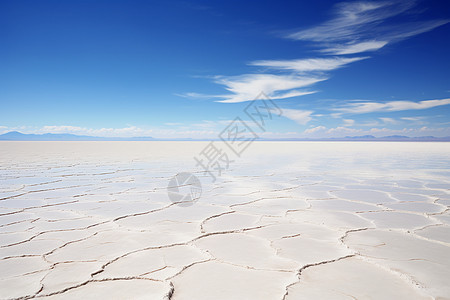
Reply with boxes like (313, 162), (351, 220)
(335, 98), (450, 114)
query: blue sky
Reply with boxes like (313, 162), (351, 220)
(1, 0), (449, 138)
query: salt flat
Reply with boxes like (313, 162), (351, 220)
(0, 141), (449, 299)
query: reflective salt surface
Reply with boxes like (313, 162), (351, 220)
(0, 141), (449, 299)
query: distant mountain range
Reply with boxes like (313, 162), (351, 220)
(271, 135), (450, 141)
(0, 131), (156, 141)
(0, 131), (449, 141)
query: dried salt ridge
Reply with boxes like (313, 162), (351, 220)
(0, 141), (449, 300)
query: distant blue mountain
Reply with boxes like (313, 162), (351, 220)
(0, 131), (449, 141)
(0, 131), (155, 141)
(344, 135), (376, 139)
(262, 136), (450, 141)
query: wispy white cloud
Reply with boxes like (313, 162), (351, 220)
(0, 126), (9, 135)
(417, 126), (446, 133)
(352, 119), (381, 127)
(287, 1), (448, 55)
(287, 2), (407, 42)
(401, 117), (423, 121)
(182, 0), (447, 115)
(342, 119), (355, 126)
(379, 117), (398, 124)
(335, 98), (450, 114)
(400, 116), (427, 124)
(190, 57), (369, 103)
(327, 126), (362, 134)
(382, 20), (450, 41)
(320, 40), (387, 55)
(175, 92), (224, 99)
(279, 108), (314, 125)
(304, 125), (326, 134)
(213, 74), (323, 103)
(207, 57), (368, 103)
(249, 56), (367, 72)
